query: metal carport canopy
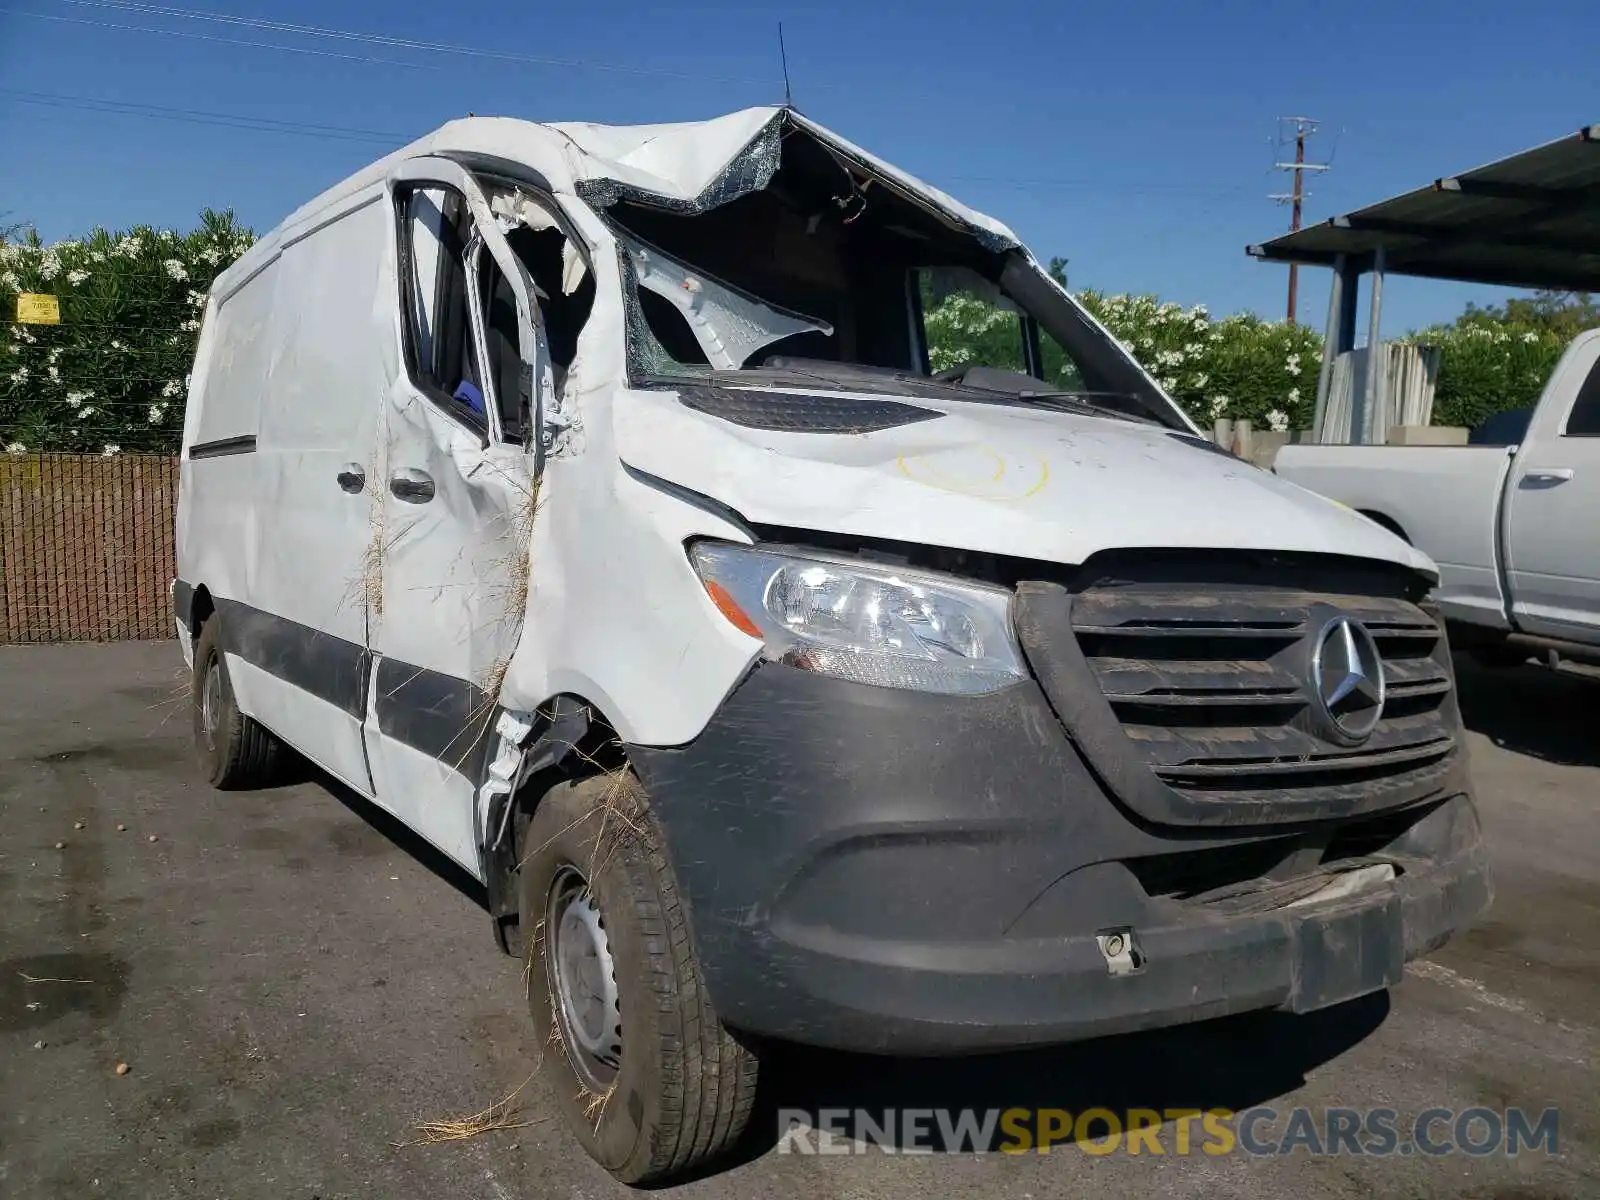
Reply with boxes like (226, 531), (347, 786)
(1247, 124), (1600, 292)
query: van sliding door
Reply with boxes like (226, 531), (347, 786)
(222, 194), (387, 797)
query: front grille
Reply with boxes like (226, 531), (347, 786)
(1069, 554), (1458, 812)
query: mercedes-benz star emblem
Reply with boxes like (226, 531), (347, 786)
(1309, 616), (1386, 744)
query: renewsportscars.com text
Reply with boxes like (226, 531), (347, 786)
(777, 1106), (1560, 1157)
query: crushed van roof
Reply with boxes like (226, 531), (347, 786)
(222, 107), (1021, 292)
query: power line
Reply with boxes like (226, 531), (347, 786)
(0, 87), (408, 144)
(1269, 116), (1330, 325)
(5, 3), (1275, 200)
(1, 87), (1249, 199)
(0, 6), (456, 71)
(52, 0), (772, 85)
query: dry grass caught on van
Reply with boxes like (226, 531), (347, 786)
(581, 1081), (617, 1129)
(582, 756), (645, 881)
(395, 1073), (544, 1147)
(488, 468), (542, 636)
(446, 466), (546, 775)
(341, 455), (404, 622)
(515, 747), (643, 876)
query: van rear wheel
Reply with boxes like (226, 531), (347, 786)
(192, 617), (286, 789)
(517, 772), (759, 1184)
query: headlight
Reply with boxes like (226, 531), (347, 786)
(689, 542), (1025, 695)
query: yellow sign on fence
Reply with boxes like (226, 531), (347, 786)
(16, 293), (61, 325)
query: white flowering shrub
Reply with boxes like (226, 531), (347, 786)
(923, 291), (1026, 375)
(1074, 293), (1324, 431)
(923, 283), (1568, 437)
(1404, 320), (1567, 431)
(4, 213), (1567, 455)
(921, 285), (1324, 432)
(0, 209), (253, 455)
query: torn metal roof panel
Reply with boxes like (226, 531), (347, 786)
(220, 107), (1021, 296)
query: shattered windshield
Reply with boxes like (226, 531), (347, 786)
(600, 119), (1186, 429)
(621, 233), (833, 372)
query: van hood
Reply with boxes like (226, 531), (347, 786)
(613, 386), (1438, 579)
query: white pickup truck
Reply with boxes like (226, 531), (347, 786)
(1275, 327), (1600, 667)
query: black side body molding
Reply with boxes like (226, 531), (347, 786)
(372, 657), (493, 782)
(213, 598), (369, 720)
(188, 435), (258, 460)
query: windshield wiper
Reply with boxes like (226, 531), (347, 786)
(934, 387), (1160, 425)
(636, 368), (1160, 425)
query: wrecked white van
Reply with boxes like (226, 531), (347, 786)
(174, 107), (1489, 1182)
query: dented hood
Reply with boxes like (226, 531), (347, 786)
(615, 387), (1438, 578)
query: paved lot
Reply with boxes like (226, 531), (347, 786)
(1, 641), (1595, 1199)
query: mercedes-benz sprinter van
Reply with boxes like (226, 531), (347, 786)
(174, 107), (1490, 1183)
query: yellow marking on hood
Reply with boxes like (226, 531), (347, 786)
(896, 446), (1051, 501)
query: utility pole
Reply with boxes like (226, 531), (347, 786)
(1270, 117), (1330, 324)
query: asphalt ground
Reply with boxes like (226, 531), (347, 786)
(1, 641), (1595, 1198)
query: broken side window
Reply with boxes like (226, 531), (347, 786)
(399, 186), (489, 435)
(471, 241), (525, 441)
(487, 186), (596, 447)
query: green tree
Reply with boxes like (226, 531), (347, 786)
(1458, 290), (1600, 342)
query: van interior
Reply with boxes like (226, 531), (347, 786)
(404, 118), (1180, 436)
(598, 120), (1178, 428)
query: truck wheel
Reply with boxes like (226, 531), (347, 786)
(192, 617), (286, 789)
(518, 772), (759, 1184)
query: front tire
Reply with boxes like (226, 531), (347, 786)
(518, 772), (759, 1184)
(192, 617), (286, 789)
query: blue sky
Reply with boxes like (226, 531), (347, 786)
(1, 0), (1595, 332)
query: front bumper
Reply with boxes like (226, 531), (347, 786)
(630, 663), (1490, 1055)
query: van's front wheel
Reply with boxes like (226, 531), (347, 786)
(192, 617), (286, 789)
(518, 772), (759, 1184)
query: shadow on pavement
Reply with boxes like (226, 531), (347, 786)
(707, 989), (1391, 1168)
(1454, 656), (1600, 768)
(307, 767), (489, 913)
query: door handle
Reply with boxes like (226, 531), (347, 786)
(335, 463), (366, 494)
(389, 467), (435, 504)
(1521, 467), (1575, 485)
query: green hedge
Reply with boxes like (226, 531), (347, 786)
(0, 210), (253, 455)
(1, 210), (1574, 453)
(1403, 322), (1567, 430)
(1075, 293), (1324, 431)
(924, 286), (1574, 435)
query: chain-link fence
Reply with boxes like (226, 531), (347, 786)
(0, 453), (177, 642)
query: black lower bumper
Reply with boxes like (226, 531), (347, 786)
(629, 664), (1490, 1055)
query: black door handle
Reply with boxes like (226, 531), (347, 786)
(389, 468), (435, 504)
(335, 463), (366, 494)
